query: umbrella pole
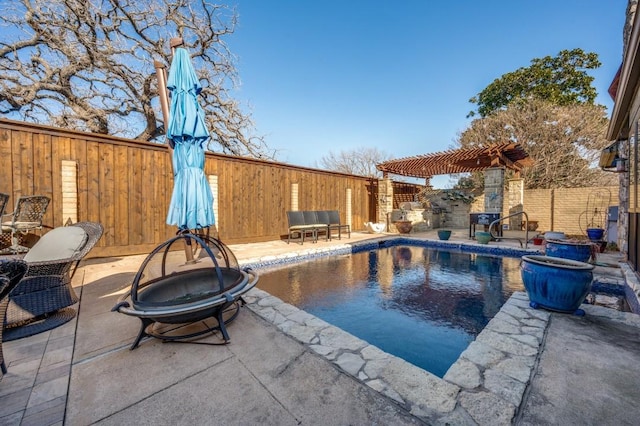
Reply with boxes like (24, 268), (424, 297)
(162, 37), (196, 264)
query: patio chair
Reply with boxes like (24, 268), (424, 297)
(286, 211), (317, 244)
(0, 193), (10, 251)
(0, 259), (28, 379)
(3, 221), (103, 341)
(1, 195), (50, 254)
(0, 193), (8, 218)
(328, 210), (351, 240)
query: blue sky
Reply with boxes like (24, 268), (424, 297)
(227, 1), (628, 187)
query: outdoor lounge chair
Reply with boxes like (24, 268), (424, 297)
(328, 210), (350, 240)
(3, 221), (103, 341)
(0, 259), (28, 379)
(1, 195), (50, 254)
(286, 211), (318, 244)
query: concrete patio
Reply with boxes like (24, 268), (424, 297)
(1, 229), (640, 425)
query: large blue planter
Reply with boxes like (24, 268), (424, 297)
(545, 240), (592, 263)
(521, 255), (594, 314)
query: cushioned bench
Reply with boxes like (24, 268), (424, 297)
(286, 210), (350, 244)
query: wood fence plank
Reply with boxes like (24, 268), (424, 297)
(99, 143), (115, 246)
(113, 145), (129, 246)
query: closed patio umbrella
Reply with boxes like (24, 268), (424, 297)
(165, 47), (215, 232)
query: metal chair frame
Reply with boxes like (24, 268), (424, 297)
(1, 195), (50, 254)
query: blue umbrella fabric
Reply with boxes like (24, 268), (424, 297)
(165, 47), (215, 231)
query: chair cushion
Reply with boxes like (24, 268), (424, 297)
(24, 226), (88, 263)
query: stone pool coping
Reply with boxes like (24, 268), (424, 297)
(240, 237), (551, 424)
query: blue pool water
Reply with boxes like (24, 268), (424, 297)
(257, 244), (524, 377)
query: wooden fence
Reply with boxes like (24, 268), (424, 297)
(0, 119), (376, 257)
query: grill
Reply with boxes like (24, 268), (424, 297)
(112, 232), (258, 349)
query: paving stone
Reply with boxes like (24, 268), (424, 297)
(365, 379), (405, 405)
(521, 317), (547, 329)
(508, 297), (532, 309)
(460, 340), (505, 366)
(362, 356), (391, 380)
(360, 344), (389, 360)
(0, 388), (30, 418)
(0, 410), (23, 426)
(492, 311), (521, 326)
(308, 344), (337, 359)
(21, 397), (65, 426)
(494, 356), (533, 383)
(510, 332), (541, 348)
(458, 390), (515, 426)
(273, 302), (301, 317)
(26, 376), (68, 408)
(487, 317), (522, 334)
(520, 326), (545, 341)
(443, 358), (481, 389)
(277, 321), (319, 344)
(256, 295), (285, 307)
(476, 330), (538, 357)
(525, 308), (551, 321)
(378, 358), (459, 414)
(431, 407), (477, 426)
(335, 352), (365, 376)
(483, 369), (526, 407)
(499, 303), (529, 319)
(317, 327), (367, 352)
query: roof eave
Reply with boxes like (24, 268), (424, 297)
(608, 12), (640, 140)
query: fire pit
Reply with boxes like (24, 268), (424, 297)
(112, 232), (258, 349)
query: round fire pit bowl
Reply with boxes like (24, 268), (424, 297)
(112, 232), (259, 350)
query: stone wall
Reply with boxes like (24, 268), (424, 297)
(468, 185), (619, 237)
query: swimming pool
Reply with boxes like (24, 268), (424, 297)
(256, 242), (524, 378)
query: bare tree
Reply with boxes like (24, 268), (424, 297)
(0, 0), (272, 158)
(318, 147), (392, 177)
(458, 99), (617, 189)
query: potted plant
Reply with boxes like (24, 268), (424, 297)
(521, 255), (594, 315)
(475, 231), (492, 244)
(393, 207), (413, 234)
(437, 229), (452, 240)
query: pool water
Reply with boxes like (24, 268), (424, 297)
(257, 244), (524, 377)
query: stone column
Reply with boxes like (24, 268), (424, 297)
(507, 178), (524, 230)
(378, 178), (394, 226)
(619, 138), (630, 256)
(484, 168), (504, 213)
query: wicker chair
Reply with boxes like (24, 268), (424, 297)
(0, 193), (10, 251)
(1, 195), (50, 254)
(0, 259), (28, 379)
(3, 222), (103, 341)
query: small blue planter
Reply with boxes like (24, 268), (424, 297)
(521, 255), (594, 314)
(437, 229), (452, 240)
(475, 231), (492, 244)
(586, 228), (605, 241)
(545, 240), (592, 263)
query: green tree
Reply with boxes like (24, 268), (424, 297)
(468, 49), (601, 118)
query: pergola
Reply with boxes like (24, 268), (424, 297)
(376, 142), (533, 179)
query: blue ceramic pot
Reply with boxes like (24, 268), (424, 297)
(475, 231), (491, 244)
(521, 255), (594, 313)
(586, 228), (604, 241)
(545, 240), (592, 263)
(437, 229), (452, 240)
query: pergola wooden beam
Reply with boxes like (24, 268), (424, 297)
(377, 142), (532, 178)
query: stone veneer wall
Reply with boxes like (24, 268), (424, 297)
(469, 185), (619, 237)
(484, 168), (505, 213)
